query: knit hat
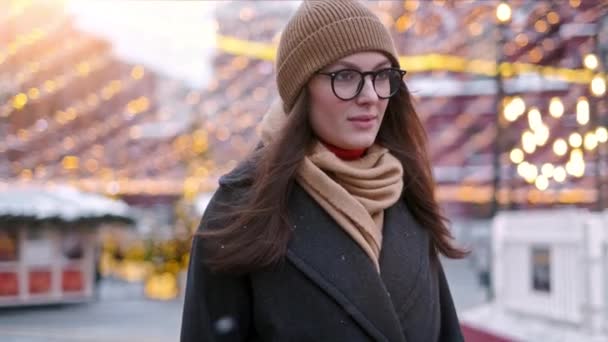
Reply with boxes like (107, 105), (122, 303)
(276, 0), (399, 112)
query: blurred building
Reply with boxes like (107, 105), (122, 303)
(0, 185), (132, 307)
(2, 0), (606, 216)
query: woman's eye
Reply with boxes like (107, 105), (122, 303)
(334, 70), (358, 82)
(376, 70), (391, 80)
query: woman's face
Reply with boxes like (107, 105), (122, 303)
(307, 52), (391, 150)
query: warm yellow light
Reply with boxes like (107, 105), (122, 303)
(109, 80), (122, 92)
(144, 272), (178, 300)
(566, 156), (585, 178)
(596, 127), (608, 143)
(553, 166), (566, 183)
(404, 0), (420, 11)
(584, 132), (598, 151)
(44, 80), (56, 92)
(507, 96), (525, 120)
(527, 107), (542, 130)
(534, 124), (550, 146)
(127, 102), (138, 115)
(534, 20), (548, 33)
(552, 138), (568, 157)
(510, 148), (524, 164)
(62, 156), (79, 170)
(136, 97), (150, 112)
(395, 15), (413, 32)
(27, 88), (39, 100)
(583, 54), (599, 70)
(65, 107), (77, 121)
(541, 163), (555, 178)
(20, 169), (33, 181)
(131, 65), (144, 80)
(12, 93), (27, 110)
(193, 130), (208, 154)
(517, 162), (529, 178)
(496, 2), (512, 23)
(522, 131), (536, 153)
(535, 175), (549, 191)
(569, 133), (582, 148)
(547, 11), (560, 25)
(590, 75), (606, 97)
(570, 148), (584, 161)
(524, 164), (538, 184)
(549, 97), (564, 118)
(576, 97), (589, 125)
(77, 62), (90, 75)
(183, 177), (200, 200)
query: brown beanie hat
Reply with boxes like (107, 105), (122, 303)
(276, 0), (400, 112)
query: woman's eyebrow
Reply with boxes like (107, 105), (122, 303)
(330, 60), (392, 70)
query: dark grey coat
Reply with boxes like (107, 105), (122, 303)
(180, 162), (464, 342)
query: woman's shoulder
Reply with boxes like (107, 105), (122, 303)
(218, 152), (259, 189)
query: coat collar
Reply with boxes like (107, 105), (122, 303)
(286, 184), (410, 342)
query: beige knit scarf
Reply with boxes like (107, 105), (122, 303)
(260, 101), (404, 271)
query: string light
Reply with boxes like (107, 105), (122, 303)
(584, 54), (599, 70)
(590, 75), (606, 97)
(2, 54), (111, 117)
(535, 175), (549, 191)
(584, 132), (598, 151)
(522, 130), (537, 154)
(215, 35), (607, 83)
(597, 127), (608, 143)
(9, 76), (141, 153)
(553, 139), (568, 156)
(569, 133), (583, 148)
(4, 2), (606, 204)
(553, 166), (567, 183)
(496, 2), (512, 23)
(541, 163), (554, 179)
(576, 97), (590, 125)
(510, 148), (524, 164)
(527, 107), (542, 130)
(504, 96), (526, 121)
(549, 97), (564, 118)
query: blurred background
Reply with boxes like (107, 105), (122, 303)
(0, 0), (607, 341)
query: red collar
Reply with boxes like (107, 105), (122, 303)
(322, 141), (366, 160)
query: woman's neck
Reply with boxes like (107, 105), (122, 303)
(321, 141), (366, 160)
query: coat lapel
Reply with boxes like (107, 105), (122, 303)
(286, 184), (406, 342)
(379, 200), (430, 316)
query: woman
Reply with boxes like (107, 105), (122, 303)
(181, 1), (466, 341)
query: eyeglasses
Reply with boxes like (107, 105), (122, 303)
(316, 67), (407, 101)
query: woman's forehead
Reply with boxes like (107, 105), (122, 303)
(328, 52), (391, 70)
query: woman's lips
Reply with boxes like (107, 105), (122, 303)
(348, 115), (377, 129)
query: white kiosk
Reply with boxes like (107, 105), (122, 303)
(0, 185), (133, 307)
(461, 209), (608, 341)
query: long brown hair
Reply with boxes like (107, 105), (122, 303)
(199, 84), (467, 274)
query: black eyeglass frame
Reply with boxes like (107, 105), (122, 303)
(316, 67), (407, 101)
